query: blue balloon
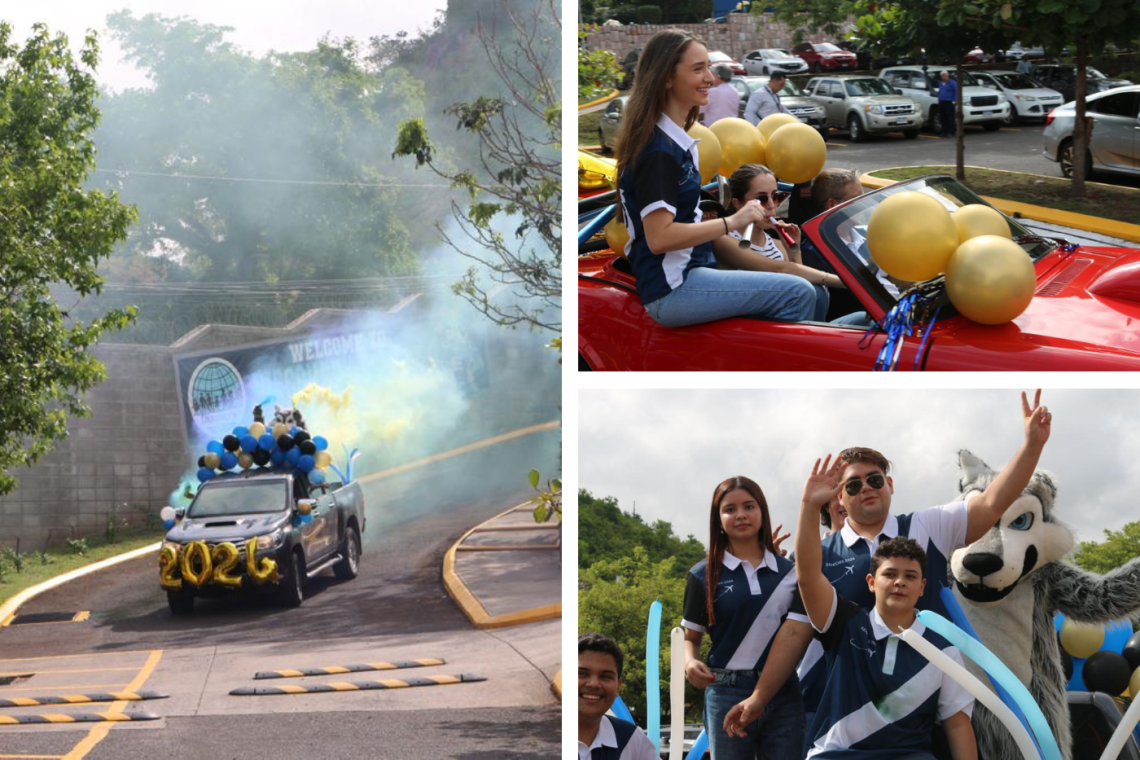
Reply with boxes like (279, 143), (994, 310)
(285, 447), (301, 466)
(309, 469), (326, 486)
(646, 599), (662, 751)
(313, 436), (328, 451)
(1103, 620), (1132, 654)
(162, 519), (176, 530)
(240, 435), (258, 452)
(689, 730), (708, 759)
(197, 467), (215, 482)
(259, 433), (276, 450)
(270, 447), (286, 466)
(220, 452), (238, 470)
(297, 454), (315, 473)
(233, 426), (249, 438)
(1069, 656), (1087, 691)
(301, 513), (313, 524)
(612, 695), (634, 724)
(291, 515), (302, 528)
(206, 440), (224, 454)
(290, 426), (301, 436)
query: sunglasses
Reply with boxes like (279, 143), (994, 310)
(843, 473), (886, 496)
(752, 191), (790, 206)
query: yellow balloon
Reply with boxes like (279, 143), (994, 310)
(316, 450), (332, 469)
(578, 150), (616, 192)
(709, 117), (765, 178)
(686, 122), (723, 184)
(248, 422), (266, 439)
(945, 235), (1037, 325)
(758, 112), (800, 142)
(604, 216), (630, 255)
(203, 452), (220, 469)
(953, 203), (1011, 244)
(1129, 665), (1140, 698)
(273, 423), (288, 439)
(1059, 619), (1106, 659)
(867, 191), (958, 281)
(237, 452), (253, 470)
(765, 122), (827, 185)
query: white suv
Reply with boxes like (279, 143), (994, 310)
(879, 66), (1010, 133)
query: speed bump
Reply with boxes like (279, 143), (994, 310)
(0, 711), (159, 724)
(254, 658), (445, 680)
(230, 673), (486, 696)
(0, 690), (167, 708)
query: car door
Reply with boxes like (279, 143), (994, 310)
(1089, 91), (1140, 174)
(815, 79), (841, 125)
(744, 50), (762, 75)
(601, 99), (622, 148)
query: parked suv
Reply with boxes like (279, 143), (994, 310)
(1029, 64), (1132, 102)
(972, 70), (1064, 123)
(731, 76), (828, 136)
(792, 42), (858, 73)
(803, 75), (923, 141)
(879, 66), (1010, 133)
(1043, 85), (1139, 179)
(742, 48), (808, 76)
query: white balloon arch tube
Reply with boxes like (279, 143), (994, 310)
(670, 627), (685, 760)
(1099, 692), (1140, 760)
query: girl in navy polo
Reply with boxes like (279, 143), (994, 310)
(613, 29), (816, 328)
(682, 476), (805, 760)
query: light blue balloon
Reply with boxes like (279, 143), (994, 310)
(646, 599), (662, 752)
(206, 440), (224, 454)
(919, 609), (1059, 760)
(309, 469), (326, 486)
(689, 729), (708, 759)
(611, 695), (634, 724)
(233, 426), (249, 438)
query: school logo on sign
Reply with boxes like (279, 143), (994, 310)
(187, 358), (246, 439)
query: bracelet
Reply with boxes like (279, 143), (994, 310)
(723, 217), (729, 235)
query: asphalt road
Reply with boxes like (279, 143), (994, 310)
(0, 427), (562, 759)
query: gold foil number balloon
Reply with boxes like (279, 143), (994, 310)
(180, 540), (213, 588)
(709, 117), (765, 178)
(866, 191), (958, 282)
(686, 122), (723, 184)
(757, 112), (799, 142)
(1059, 619), (1106, 659)
(211, 542), (243, 588)
(765, 122), (827, 185)
(945, 235), (1036, 325)
(158, 545), (182, 590)
(953, 203), (1011, 244)
(245, 538), (280, 584)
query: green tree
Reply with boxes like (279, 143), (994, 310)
(578, 490), (706, 572)
(1073, 521), (1140, 575)
(0, 24), (137, 495)
(578, 25), (622, 101)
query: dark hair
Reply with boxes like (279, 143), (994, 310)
(705, 476), (776, 626)
(839, 447), (892, 477)
(713, 64), (733, 82)
(579, 632), (624, 678)
(870, 537), (927, 579)
(727, 163), (775, 205)
(820, 501), (832, 529)
(768, 71), (787, 81)
(615, 29), (706, 219)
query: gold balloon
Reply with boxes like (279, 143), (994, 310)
(248, 422), (266, 439)
(758, 112), (800, 142)
(686, 122), (723, 183)
(765, 122), (827, 185)
(315, 450), (333, 469)
(203, 452), (220, 469)
(953, 203), (1011, 244)
(604, 216), (630, 255)
(273, 423), (289, 439)
(1129, 665), (1140, 698)
(238, 452), (253, 470)
(180, 540), (213, 588)
(867, 191), (958, 281)
(945, 235), (1037, 325)
(1059, 619), (1106, 659)
(158, 545), (182, 591)
(709, 117), (765, 178)
(578, 150), (616, 192)
(210, 542), (243, 588)
(245, 538), (279, 584)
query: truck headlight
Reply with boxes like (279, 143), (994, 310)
(257, 528), (285, 550)
(1015, 94), (1036, 102)
(865, 105), (883, 115)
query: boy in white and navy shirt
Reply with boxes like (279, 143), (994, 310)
(578, 633), (660, 760)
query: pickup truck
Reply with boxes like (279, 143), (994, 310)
(159, 470), (365, 613)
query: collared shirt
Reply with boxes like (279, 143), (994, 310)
(682, 549), (799, 671)
(805, 592), (974, 759)
(701, 81), (741, 126)
(617, 113), (716, 306)
(578, 716), (660, 760)
(937, 78), (958, 102)
(1016, 59), (1033, 75)
(744, 84), (793, 125)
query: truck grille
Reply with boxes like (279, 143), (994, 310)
(970, 95), (1000, 107)
(883, 104), (915, 115)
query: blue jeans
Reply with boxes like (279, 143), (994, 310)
(644, 266), (817, 327)
(703, 669), (805, 760)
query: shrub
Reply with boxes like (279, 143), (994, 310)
(636, 5), (662, 23)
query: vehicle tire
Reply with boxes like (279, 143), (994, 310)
(278, 551), (305, 608)
(929, 107), (943, 135)
(902, 129), (920, 140)
(983, 121), (1001, 132)
(334, 524), (361, 581)
(167, 589), (194, 615)
(1058, 138), (1094, 179)
(1003, 108), (1018, 126)
(847, 114), (866, 143)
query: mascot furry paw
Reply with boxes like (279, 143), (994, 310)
(950, 450), (1140, 760)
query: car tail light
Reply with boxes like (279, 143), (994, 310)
(1045, 109), (1055, 127)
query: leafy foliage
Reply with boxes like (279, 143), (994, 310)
(578, 490), (706, 571)
(1073, 521), (1140, 575)
(578, 25), (622, 101)
(0, 23), (138, 495)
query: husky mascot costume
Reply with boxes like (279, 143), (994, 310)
(949, 450), (1140, 760)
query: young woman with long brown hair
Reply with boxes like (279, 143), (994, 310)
(681, 477), (806, 759)
(614, 30), (816, 328)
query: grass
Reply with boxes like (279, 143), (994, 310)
(0, 529), (164, 608)
(579, 110), (602, 149)
(869, 166), (1140, 226)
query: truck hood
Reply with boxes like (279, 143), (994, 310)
(856, 95), (918, 107)
(784, 96), (821, 110)
(166, 511), (291, 544)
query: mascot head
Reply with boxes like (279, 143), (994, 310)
(273, 405), (306, 431)
(950, 449), (1074, 605)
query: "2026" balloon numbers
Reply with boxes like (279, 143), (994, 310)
(159, 539), (279, 590)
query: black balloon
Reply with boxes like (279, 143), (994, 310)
(1082, 650), (1131, 695)
(294, 431), (311, 444)
(1123, 631), (1140, 671)
(198, 455), (206, 468)
(277, 434), (295, 451)
(299, 440), (317, 456)
(252, 449), (271, 467)
(223, 435), (240, 452)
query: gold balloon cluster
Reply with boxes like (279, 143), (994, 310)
(709, 118), (765, 180)
(867, 194), (1032, 324)
(764, 122), (827, 185)
(158, 540), (279, 590)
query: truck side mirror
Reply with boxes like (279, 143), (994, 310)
(174, 508), (186, 520)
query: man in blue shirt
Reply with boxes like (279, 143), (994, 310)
(937, 70), (958, 138)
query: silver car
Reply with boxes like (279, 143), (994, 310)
(742, 48), (809, 76)
(732, 76), (828, 136)
(973, 70), (1064, 124)
(1042, 85), (1140, 179)
(804, 75), (923, 141)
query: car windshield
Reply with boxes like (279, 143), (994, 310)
(815, 43), (842, 52)
(710, 52), (732, 62)
(992, 73), (1039, 90)
(939, 70), (980, 86)
(845, 78), (895, 96)
(815, 175), (1055, 318)
(189, 479), (289, 517)
(1087, 67), (1108, 79)
(761, 49), (784, 59)
(744, 77), (803, 96)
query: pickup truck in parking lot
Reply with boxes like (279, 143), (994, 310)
(803, 75), (923, 141)
(879, 66), (1010, 133)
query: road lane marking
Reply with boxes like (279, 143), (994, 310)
(63, 650), (163, 760)
(0, 668), (139, 677)
(826, 141), (848, 147)
(0, 684), (128, 694)
(0, 651), (155, 665)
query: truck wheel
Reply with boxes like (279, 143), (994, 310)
(902, 129), (920, 139)
(167, 589), (194, 615)
(983, 121), (1001, 131)
(847, 114), (866, 143)
(929, 107), (943, 135)
(278, 551), (305, 608)
(334, 525), (361, 581)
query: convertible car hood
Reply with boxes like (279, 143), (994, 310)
(167, 512), (291, 543)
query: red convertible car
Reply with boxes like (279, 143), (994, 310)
(578, 175), (1140, 371)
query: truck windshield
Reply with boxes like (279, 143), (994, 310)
(845, 78), (894, 96)
(189, 480), (289, 517)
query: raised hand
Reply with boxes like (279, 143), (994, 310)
(772, 523), (791, 557)
(802, 453), (843, 509)
(1020, 389), (1051, 446)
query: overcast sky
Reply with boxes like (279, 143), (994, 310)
(3, 0), (447, 90)
(580, 389), (1140, 554)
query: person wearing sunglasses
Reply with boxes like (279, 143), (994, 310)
(711, 165), (847, 322)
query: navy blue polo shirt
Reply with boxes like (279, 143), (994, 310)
(578, 716), (659, 760)
(682, 550), (799, 671)
(618, 113), (716, 306)
(805, 594), (973, 759)
(796, 502), (970, 714)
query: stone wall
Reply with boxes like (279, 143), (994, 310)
(583, 11), (854, 62)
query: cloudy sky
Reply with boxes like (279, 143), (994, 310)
(579, 389), (1140, 553)
(3, 0), (446, 90)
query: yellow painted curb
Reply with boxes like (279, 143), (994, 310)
(579, 89), (619, 111)
(552, 669), (562, 702)
(0, 543), (161, 628)
(860, 168), (1140, 243)
(442, 503), (562, 630)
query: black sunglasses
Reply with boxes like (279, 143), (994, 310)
(843, 473), (886, 496)
(753, 191), (790, 206)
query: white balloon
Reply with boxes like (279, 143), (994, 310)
(670, 627), (685, 760)
(160, 506), (175, 522)
(899, 629), (1037, 760)
(1099, 690), (1140, 760)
